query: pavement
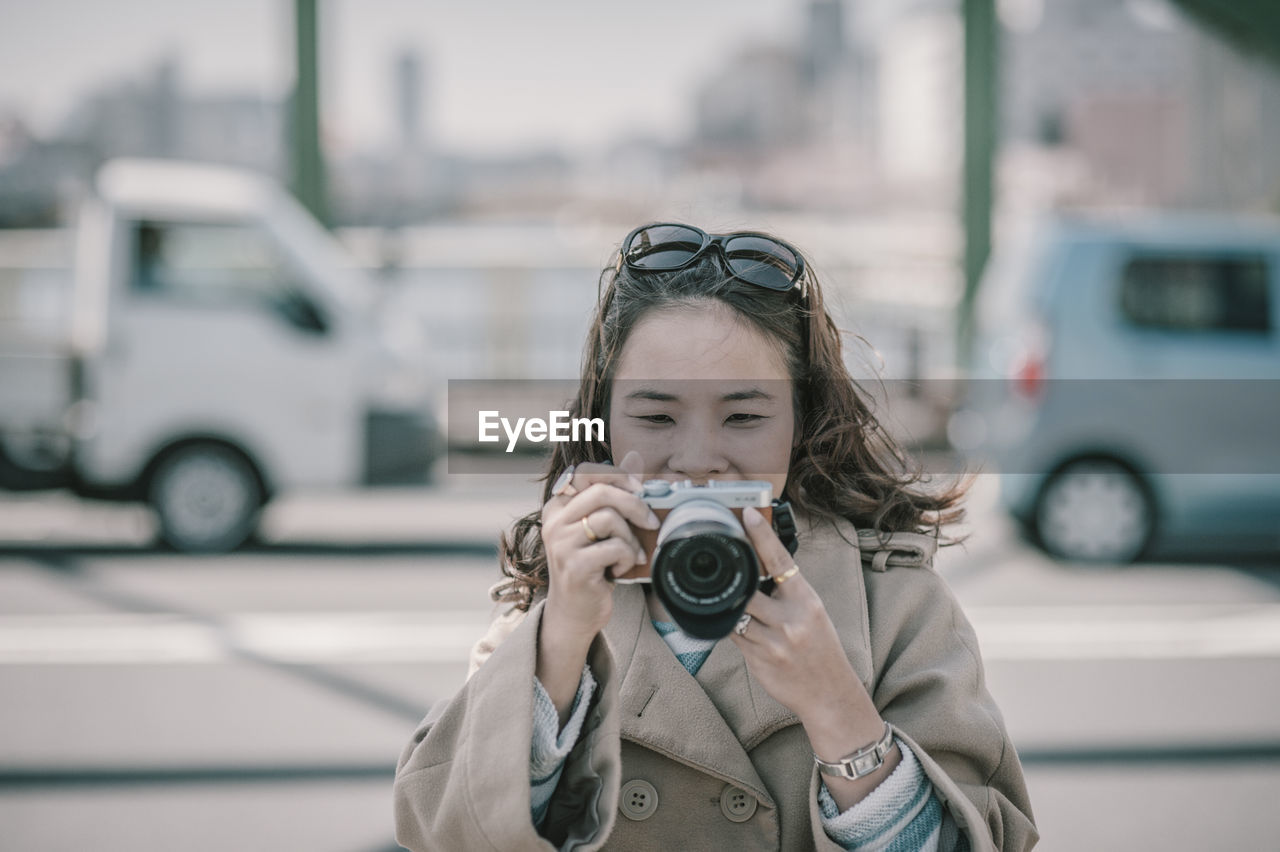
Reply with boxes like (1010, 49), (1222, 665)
(2, 471), (1280, 850)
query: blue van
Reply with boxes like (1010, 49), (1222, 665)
(961, 213), (1280, 562)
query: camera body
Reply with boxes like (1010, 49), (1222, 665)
(618, 479), (798, 639)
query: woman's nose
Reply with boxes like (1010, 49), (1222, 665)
(667, 429), (729, 481)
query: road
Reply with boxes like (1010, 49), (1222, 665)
(1, 474), (1278, 851)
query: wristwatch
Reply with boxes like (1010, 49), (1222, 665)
(814, 721), (895, 780)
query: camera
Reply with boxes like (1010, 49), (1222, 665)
(617, 479), (798, 640)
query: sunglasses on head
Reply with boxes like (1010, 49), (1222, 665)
(619, 223), (806, 296)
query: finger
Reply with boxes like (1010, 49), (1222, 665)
(552, 518), (646, 577)
(617, 450), (645, 482)
(590, 538), (643, 579)
(742, 590), (785, 626)
(580, 508), (647, 562)
(565, 459), (642, 495)
(560, 537), (641, 583)
(728, 619), (766, 648)
(742, 506), (797, 582)
(561, 482), (660, 531)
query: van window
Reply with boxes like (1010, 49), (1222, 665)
(1119, 255), (1271, 334)
(132, 221), (291, 300)
(130, 221), (328, 333)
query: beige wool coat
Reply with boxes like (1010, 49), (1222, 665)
(393, 513), (1038, 851)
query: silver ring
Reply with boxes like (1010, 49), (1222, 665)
(734, 613), (752, 636)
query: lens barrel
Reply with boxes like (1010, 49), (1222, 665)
(652, 500), (759, 640)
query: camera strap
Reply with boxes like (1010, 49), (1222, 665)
(770, 500), (799, 556)
(759, 501), (799, 597)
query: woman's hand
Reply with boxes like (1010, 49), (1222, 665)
(535, 450), (658, 723)
(730, 506), (901, 808)
(540, 450), (658, 639)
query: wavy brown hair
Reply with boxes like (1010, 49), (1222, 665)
(495, 238), (969, 608)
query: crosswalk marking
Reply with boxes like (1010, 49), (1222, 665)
(1, 605), (1279, 664)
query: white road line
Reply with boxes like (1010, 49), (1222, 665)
(0, 610), (495, 665)
(0, 605), (1279, 665)
(967, 604), (1280, 661)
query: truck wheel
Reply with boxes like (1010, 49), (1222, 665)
(1033, 459), (1154, 563)
(149, 444), (264, 553)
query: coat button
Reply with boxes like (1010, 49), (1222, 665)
(619, 779), (659, 821)
(719, 784), (758, 822)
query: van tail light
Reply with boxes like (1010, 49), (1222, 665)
(1012, 352), (1044, 398)
(1008, 320), (1049, 401)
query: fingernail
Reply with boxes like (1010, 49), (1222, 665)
(645, 510), (661, 529)
(634, 549), (647, 565)
(743, 506), (763, 526)
(628, 475), (642, 491)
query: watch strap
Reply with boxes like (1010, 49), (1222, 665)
(814, 721), (895, 780)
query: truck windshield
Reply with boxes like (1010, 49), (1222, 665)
(128, 220), (332, 335)
(264, 194), (373, 318)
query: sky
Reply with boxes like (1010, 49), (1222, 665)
(0, 0), (880, 157)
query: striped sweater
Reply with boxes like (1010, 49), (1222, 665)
(530, 620), (964, 851)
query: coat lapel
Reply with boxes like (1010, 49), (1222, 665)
(798, 513), (876, 694)
(603, 581), (776, 805)
(600, 512), (876, 807)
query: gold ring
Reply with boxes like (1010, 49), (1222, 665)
(772, 564), (800, 585)
(734, 613), (752, 636)
(581, 515), (601, 543)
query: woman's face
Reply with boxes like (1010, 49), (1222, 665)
(608, 301), (795, 499)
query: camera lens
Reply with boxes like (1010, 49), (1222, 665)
(652, 499), (759, 640)
(688, 549), (720, 583)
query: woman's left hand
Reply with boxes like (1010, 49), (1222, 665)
(732, 506), (899, 809)
(730, 506), (871, 731)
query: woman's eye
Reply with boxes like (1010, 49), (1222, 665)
(726, 413), (765, 425)
(635, 414), (674, 424)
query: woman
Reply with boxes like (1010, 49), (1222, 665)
(394, 223), (1037, 851)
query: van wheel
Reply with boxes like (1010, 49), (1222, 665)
(149, 444), (263, 553)
(1034, 459), (1154, 563)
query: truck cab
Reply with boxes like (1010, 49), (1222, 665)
(0, 159), (441, 551)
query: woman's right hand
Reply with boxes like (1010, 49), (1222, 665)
(539, 450), (658, 642)
(535, 451), (657, 724)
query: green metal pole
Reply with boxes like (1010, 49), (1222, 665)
(291, 0), (328, 226)
(960, 0), (997, 369)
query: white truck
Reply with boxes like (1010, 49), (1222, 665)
(0, 159), (442, 551)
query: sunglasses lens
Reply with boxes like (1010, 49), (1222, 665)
(723, 236), (801, 291)
(625, 224), (706, 270)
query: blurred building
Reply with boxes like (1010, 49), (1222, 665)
(61, 57), (283, 175)
(395, 50), (425, 153)
(329, 48), (443, 227)
(1001, 0), (1280, 210)
(689, 0), (881, 212)
(694, 45), (810, 153)
(875, 2), (962, 203)
(0, 57), (283, 226)
(0, 116), (91, 227)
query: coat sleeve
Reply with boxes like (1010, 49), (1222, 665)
(861, 562), (1039, 852)
(393, 600), (623, 852)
